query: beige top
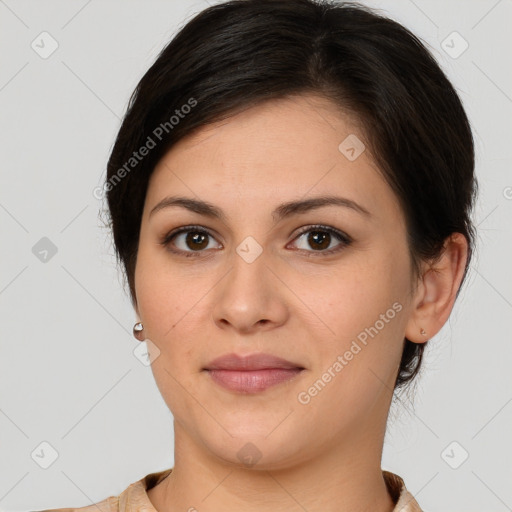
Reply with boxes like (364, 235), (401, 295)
(37, 468), (423, 511)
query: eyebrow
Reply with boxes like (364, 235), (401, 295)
(149, 194), (372, 222)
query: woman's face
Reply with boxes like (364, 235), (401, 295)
(134, 94), (419, 469)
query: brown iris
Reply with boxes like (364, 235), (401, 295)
(186, 231), (209, 251)
(307, 231), (331, 251)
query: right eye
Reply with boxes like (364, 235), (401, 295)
(160, 226), (223, 257)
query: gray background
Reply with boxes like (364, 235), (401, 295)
(0, 0), (511, 510)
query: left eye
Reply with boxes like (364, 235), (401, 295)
(289, 225), (352, 255)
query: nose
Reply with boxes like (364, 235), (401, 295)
(211, 248), (289, 334)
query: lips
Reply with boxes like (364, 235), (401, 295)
(203, 352), (304, 371)
(203, 353), (305, 393)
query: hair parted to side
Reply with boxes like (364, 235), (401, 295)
(102, 0), (477, 390)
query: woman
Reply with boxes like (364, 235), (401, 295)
(40, 0), (477, 510)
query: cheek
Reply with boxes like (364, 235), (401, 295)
(311, 253), (409, 337)
(134, 262), (174, 365)
(293, 276), (407, 418)
(134, 239), (192, 335)
(134, 244), (212, 379)
(134, 251), (201, 414)
(299, 248), (410, 391)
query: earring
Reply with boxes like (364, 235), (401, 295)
(420, 328), (426, 336)
(133, 322), (144, 341)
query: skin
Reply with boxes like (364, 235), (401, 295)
(133, 93), (468, 512)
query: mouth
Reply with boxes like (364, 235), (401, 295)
(204, 368), (305, 393)
(202, 352), (305, 394)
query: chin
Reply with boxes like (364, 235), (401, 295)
(203, 432), (309, 472)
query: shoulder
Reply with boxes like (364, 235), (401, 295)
(33, 491), (119, 512)
(32, 468), (173, 512)
(32, 495), (118, 512)
(383, 470), (424, 512)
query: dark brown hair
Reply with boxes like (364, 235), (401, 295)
(103, 0), (477, 390)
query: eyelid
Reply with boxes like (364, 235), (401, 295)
(160, 224), (352, 257)
(288, 224), (352, 256)
(160, 225), (222, 257)
(292, 224), (351, 243)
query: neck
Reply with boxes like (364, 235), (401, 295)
(148, 419), (396, 512)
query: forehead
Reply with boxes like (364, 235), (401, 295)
(144, 93), (396, 221)
(159, 94), (364, 167)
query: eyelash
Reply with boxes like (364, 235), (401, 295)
(160, 224), (353, 258)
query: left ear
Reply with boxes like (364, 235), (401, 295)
(405, 233), (469, 344)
